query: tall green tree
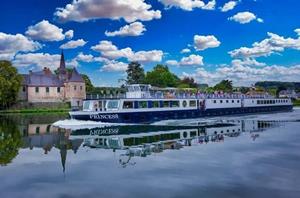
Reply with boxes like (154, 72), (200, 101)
(0, 61), (22, 109)
(81, 74), (94, 93)
(126, 62), (145, 84)
(214, 80), (233, 92)
(144, 65), (180, 87)
(179, 77), (198, 88)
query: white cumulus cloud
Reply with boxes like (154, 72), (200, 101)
(159, 0), (215, 11)
(166, 54), (203, 66)
(105, 22), (146, 37)
(65, 30), (74, 39)
(25, 20), (72, 41)
(60, 39), (87, 49)
(183, 62), (300, 86)
(229, 31), (300, 59)
(220, 1), (239, 12)
(0, 32), (41, 60)
(181, 48), (191, 53)
(54, 0), (161, 23)
(194, 35), (221, 51)
(228, 11), (263, 24)
(13, 53), (61, 70)
(202, 0), (216, 10)
(91, 40), (163, 63)
(100, 58), (128, 72)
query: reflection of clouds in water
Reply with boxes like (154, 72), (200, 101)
(0, 121), (300, 198)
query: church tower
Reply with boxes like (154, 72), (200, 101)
(58, 50), (67, 81)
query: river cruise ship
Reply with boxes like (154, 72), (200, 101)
(69, 84), (293, 123)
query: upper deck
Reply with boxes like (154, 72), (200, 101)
(81, 84), (292, 112)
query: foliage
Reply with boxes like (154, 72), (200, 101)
(144, 65), (180, 87)
(238, 87), (250, 94)
(179, 77), (198, 88)
(255, 81), (300, 92)
(126, 62), (145, 85)
(0, 116), (22, 166)
(213, 80), (233, 92)
(0, 61), (22, 109)
(81, 74), (94, 93)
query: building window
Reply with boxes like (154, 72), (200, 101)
(74, 85), (77, 91)
(36, 127), (40, 134)
(46, 87), (50, 93)
(80, 86), (83, 90)
(57, 87), (61, 93)
(35, 87), (39, 93)
(22, 86), (26, 92)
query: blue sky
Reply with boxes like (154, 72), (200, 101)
(0, 0), (300, 86)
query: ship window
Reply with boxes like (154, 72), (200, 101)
(220, 100), (223, 103)
(237, 100), (240, 103)
(226, 100), (229, 103)
(163, 101), (170, 108)
(171, 100), (180, 107)
(107, 100), (119, 110)
(123, 101), (134, 109)
(182, 100), (187, 107)
(232, 100), (234, 103)
(189, 100), (196, 107)
(138, 101), (147, 108)
(213, 100), (217, 104)
(153, 101), (159, 108)
(83, 101), (91, 110)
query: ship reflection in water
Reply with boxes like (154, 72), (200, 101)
(69, 120), (282, 168)
(1, 112), (300, 198)
(14, 119), (283, 170)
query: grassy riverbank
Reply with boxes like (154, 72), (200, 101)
(293, 100), (300, 106)
(0, 108), (70, 114)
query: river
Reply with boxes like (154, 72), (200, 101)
(0, 109), (300, 198)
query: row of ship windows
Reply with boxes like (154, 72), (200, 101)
(122, 100), (197, 109)
(212, 99), (289, 104)
(213, 100), (240, 104)
(257, 99), (289, 104)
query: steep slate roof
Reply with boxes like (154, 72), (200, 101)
(22, 68), (63, 87)
(68, 68), (84, 83)
(21, 52), (85, 87)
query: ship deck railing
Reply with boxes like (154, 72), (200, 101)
(86, 93), (276, 100)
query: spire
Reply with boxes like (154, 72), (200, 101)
(59, 50), (66, 71)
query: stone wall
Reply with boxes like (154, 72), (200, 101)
(27, 86), (65, 103)
(64, 82), (86, 99)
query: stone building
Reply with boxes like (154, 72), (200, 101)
(19, 52), (86, 107)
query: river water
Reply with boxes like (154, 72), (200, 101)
(0, 109), (300, 198)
